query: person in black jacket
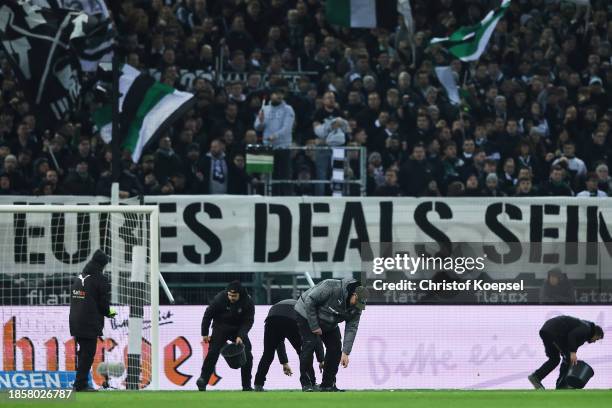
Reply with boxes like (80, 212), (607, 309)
(69, 249), (116, 391)
(528, 315), (604, 389)
(539, 268), (575, 304)
(197, 281), (255, 391)
(399, 144), (437, 196)
(253, 299), (324, 391)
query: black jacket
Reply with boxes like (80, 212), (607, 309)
(196, 155), (241, 194)
(62, 171), (96, 196)
(266, 299), (324, 364)
(539, 180), (573, 196)
(266, 299), (298, 321)
(399, 158), (437, 196)
(201, 289), (255, 339)
(541, 315), (596, 353)
(69, 250), (111, 338)
(539, 273), (575, 304)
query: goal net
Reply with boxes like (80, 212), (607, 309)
(0, 205), (160, 390)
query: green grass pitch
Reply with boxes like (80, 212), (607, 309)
(5, 390), (612, 408)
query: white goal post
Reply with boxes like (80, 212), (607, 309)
(0, 205), (160, 390)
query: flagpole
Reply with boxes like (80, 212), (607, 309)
(111, 51), (121, 184)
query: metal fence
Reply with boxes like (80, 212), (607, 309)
(246, 145), (368, 196)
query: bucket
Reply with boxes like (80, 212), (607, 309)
(220, 342), (246, 369)
(565, 360), (594, 389)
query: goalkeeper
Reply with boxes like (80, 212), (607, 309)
(69, 249), (116, 392)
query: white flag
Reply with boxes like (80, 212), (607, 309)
(435, 66), (461, 106)
(397, 0), (414, 34)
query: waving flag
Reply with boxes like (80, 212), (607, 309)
(430, 0), (511, 62)
(0, 0), (84, 126)
(32, 0), (114, 71)
(93, 64), (196, 163)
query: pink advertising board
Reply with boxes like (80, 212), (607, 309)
(1, 306), (610, 390)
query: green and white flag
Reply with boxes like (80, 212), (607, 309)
(325, 0), (397, 29)
(430, 0), (511, 62)
(245, 152), (274, 174)
(93, 64), (195, 163)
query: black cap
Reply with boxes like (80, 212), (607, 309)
(227, 280), (242, 293)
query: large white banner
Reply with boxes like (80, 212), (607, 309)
(1, 196), (612, 275)
(0, 305), (611, 390)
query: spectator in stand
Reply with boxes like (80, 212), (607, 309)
(312, 91), (346, 196)
(596, 164), (612, 195)
(516, 177), (537, 197)
(254, 86), (295, 196)
(0, 0), (610, 198)
(399, 143), (437, 197)
(0, 173), (14, 195)
(197, 139), (234, 195)
(577, 173), (608, 197)
(72, 138), (99, 179)
(95, 163), (143, 198)
(368, 152), (385, 189)
(62, 160), (96, 196)
(540, 165), (574, 196)
(211, 102), (246, 142)
(440, 141), (464, 191)
(446, 181), (466, 197)
(0, 141), (11, 169)
(143, 172), (162, 195)
(552, 141), (587, 188)
(41, 169), (61, 194)
(583, 130), (610, 169)
(137, 154), (156, 188)
(464, 175), (481, 197)
(499, 158), (517, 196)
(11, 122), (39, 158)
(2, 154), (26, 193)
(482, 173), (505, 197)
(374, 169), (401, 197)
(154, 136), (183, 184)
(229, 153), (252, 195)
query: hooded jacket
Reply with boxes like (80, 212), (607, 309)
(69, 249), (112, 338)
(294, 278), (362, 354)
(201, 288), (255, 339)
(541, 315), (597, 353)
(539, 270), (575, 304)
(254, 101), (295, 149)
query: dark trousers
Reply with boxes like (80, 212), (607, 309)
(74, 337), (97, 390)
(272, 149), (292, 196)
(533, 330), (570, 388)
(200, 326), (253, 389)
(254, 317), (316, 387)
(296, 315), (341, 387)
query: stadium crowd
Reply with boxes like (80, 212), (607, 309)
(1, 0), (612, 197)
